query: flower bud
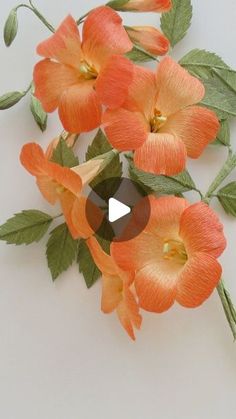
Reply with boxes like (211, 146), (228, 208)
(126, 26), (170, 56)
(107, 0), (172, 12)
(0, 91), (25, 110)
(4, 8), (18, 47)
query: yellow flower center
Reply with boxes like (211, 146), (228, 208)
(79, 61), (98, 80)
(150, 109), (167, 133)
(163, 239), (187, 265)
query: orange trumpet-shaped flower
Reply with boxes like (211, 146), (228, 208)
(34, 6), (133, 133)
(110, 0), (172, 12)
(103, 57), (220, 176)
(20, 143), (104, 239)
(111, 196), (226, 313)
(87, 236), (142, 340)
(126, 26), (170, 56)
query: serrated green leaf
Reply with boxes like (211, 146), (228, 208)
(200, 77), (236, 119)
(30, 95), (47, 132)
(213, 119), (230, 146)
(0, 210), (53, 245)
(217, 182), (236, 216)
(160, 0), (192, 47)
(129, 160), (195, 194)
(4, 8), (18, 47)
(0, 91), (26, 110)
(179, 49), (234, 76)
(86, 129), (122, 200)
(51, 138), (79, 167)
(125, 46), (156, 63)
(46, 223), (78, 281)
(77, 239), (101, 288)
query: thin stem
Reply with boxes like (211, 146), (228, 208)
(217, 279), (236, 340)
(76, 11), (90, 25)
(132, 44), (160, 62)
(16, 2), (55, 32)
(53, 213), (63, 220)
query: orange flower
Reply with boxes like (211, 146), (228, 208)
(20, 143), (105, 239)
(34, 6), (133, 133)
(87, 236), (142, 340)
(126, 26), (169, 55)
(103, 57), (220, 175)
(111, 196), (226, 313)
(111, 0), (172, 12)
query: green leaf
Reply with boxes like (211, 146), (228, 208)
(179, 49), (234, 77)
(30, 95), (47, 132)
(126, 46), (156, 63)
(0, 91), (26, 110)
(4, 8), (18, 47)
(0, 210), (53, 245)
(160, 0), (192, 47)
(86, 129), (122, 200)
(51, 138), (79, 167)
(106, 0), (130, 10)
(213, 119), (230, 146)
(200, 77), (236, 119)
(77, 239), (101, 288)
(46, 223), (78, 281)
(217, 182), (236, 216)
(129, 160), (196, 194)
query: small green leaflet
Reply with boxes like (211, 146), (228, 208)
(86, 129), (122, 201)
(160, 0), (192, 47)
(46, 223), (78, 281)
(4, 8), (18, 47)
(0, 210), (53, 245)
(30, 95), (47, 132)
(51, 138), (79, 167)
(106, 0), (130, 10)
(217, 182), (236, 217)
(179, 49), (236, 119)
(0, 91), (26, 110)
(213, 120), (230, 147)
(126, 46), (157, 63)
(77, 239), (101, 288)
(129, 160), (196, 194)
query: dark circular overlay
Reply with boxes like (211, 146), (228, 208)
(86, 177), (151, 242)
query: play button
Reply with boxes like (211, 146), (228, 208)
(86, 177), (151, 242)
(108, 198), (131, 223)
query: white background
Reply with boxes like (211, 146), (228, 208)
(1, 0), (236, 418)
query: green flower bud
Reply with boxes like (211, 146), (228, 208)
(0, 91), (25, 110)
(4, 8), (18, 47)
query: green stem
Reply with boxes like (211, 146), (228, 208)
(204, 148), (236, 201)
(16, 2), (55, 32)
(76, 11), (90, 25)
(217, 279), (236, 340)
(53, 213), (63, 220)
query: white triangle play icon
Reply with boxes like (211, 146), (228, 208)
(108, 198), (131, 223)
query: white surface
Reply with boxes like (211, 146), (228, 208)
(1, 1), (236, 418)
(108, 198), (131, 222)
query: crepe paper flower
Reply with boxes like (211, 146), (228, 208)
(20, 143), (109, 239)
(87, 236), (142, 340)
(111, 195), (226, 313)
(45, 133), (78, 160)
(110, 0), (172, 13)
(126, 26), (170, 56)
(103, 57), (220, 176)
(33, 6), (133, 134)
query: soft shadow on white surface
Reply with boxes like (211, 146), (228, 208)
(1, 1), (236, 418)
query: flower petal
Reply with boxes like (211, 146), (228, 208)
(96, 55), (134, 109)
(37, 15), (81, 68)
(161, 106), (220, 158)
(34, 59), (79, 113)
(59, 191), (79, 239)
(179, 202), (226, 258)
(176, 253), (222, 308)
(20, 142), (48, 176)
(86, 236), (116, 275)
(72, 159), (104, 187)
(134, 132), (187, 175)
(123, 65), (157, 120)
(101, 274), (123, 313)
(155, 57), (205, 116)
(135, 263), (177, 313)
(71, 197), (104, 239)
(117, 286), (142, 340)
(103, 108), (148, 151)
(58, 81), (102, 133)
(82, 6), (132, 70)
(126, 26), (170, 56)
